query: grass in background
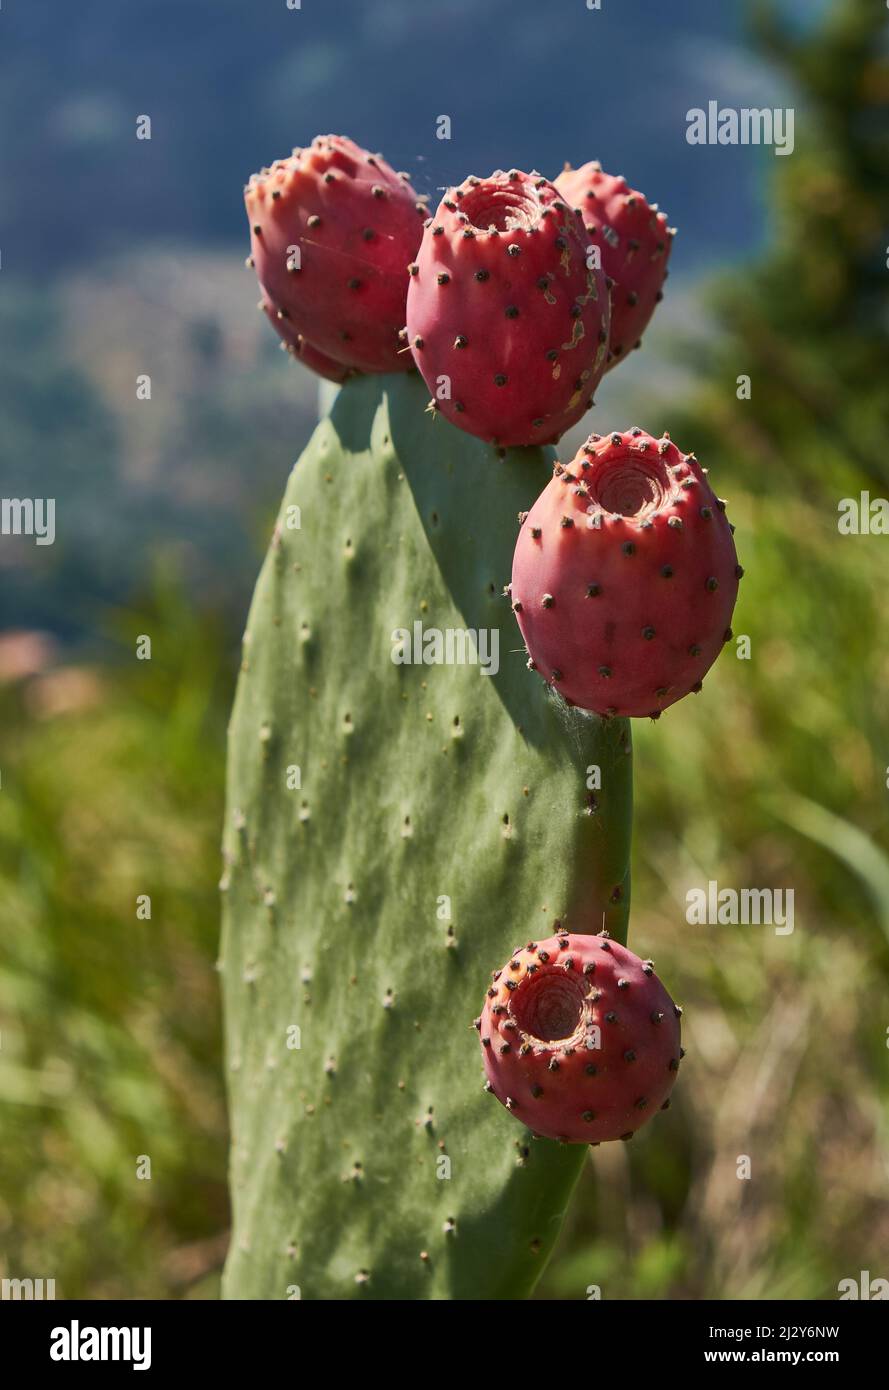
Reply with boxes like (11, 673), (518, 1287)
(0, 570), (232, 1298)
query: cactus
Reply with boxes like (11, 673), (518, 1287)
(220, 370), (633, 1299)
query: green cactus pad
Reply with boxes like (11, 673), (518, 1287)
(220, 372), (633, 1300)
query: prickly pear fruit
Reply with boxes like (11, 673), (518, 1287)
(259, 295), (354, 383)
(555, 162), (673, 371)
(405, 169), (609, 446)
(246, 134), (426, 376)
(511, 428), (740, 717)
(478, 931), (681, 1144)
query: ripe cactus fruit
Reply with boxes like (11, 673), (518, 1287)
(259, 295), (354, 383)
(555, 162), (673, 370)
(479, 931), (681, 1144)
(405, 169), (610, 446)
(511, 428), (740, 717)
(245, 134), (425, 375)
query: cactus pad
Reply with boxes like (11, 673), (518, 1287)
(220, 372), (633, 1299)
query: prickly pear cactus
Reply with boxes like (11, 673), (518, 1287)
(220, 371), (633, 1300)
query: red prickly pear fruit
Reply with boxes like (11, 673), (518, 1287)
(405, 169), (610, 447)
(555, 162), (674, 372)
(511, 428), (740, 717)
(478, 932), (681, 1144)
(259, 295), (354, 383)
(245, 134), (426, 376)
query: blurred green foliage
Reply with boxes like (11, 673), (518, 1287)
(1, 0), (887, 1298)
(0, 572), (232, 1298)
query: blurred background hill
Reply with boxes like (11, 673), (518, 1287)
(0, 0), (794, 637)
(1, 0), (887, 1299)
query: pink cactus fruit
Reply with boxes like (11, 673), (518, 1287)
(555, 162), (674, 371)
(406, 169), (610, 446)
(477, 930), (682, 1144)
(259, 295), (354, 383)
(510, 428), (741, 718)
(245, 134), (426, 376)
